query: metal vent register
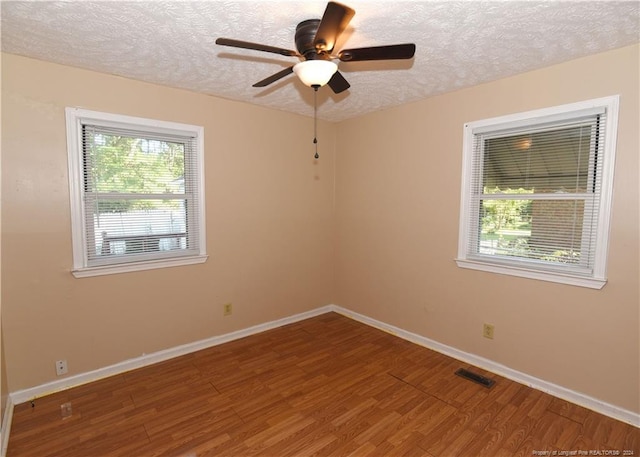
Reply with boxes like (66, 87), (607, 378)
(455, 368), (496, 388)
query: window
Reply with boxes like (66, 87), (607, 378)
(456, 96), (619, 289)
(66, 108), (207, 277)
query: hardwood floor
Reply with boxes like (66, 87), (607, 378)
(8, 312), (639, 456)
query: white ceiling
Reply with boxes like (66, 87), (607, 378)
(2, 1), (639, 122)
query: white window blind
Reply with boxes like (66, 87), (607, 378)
(66, 108), (207, 277)
(457, 97), (619, 289)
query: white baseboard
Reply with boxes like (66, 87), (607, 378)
(330, 305), (640, 428)
(10, 305), (332, 405)
(1, 396), (14, 457)
(8, 303), (639, 429)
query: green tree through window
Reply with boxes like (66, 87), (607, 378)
(84, 132), (186, 213)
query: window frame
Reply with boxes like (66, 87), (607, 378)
(456, 96), (619, 289)
(66, 108), (207, 278)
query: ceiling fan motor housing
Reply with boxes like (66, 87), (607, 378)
(295, 19), (328, 60)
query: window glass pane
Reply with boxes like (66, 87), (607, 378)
(482, 125), (594, 194)
(479, 198), (584, 265)
(86, 198), (188, 261)
(83, 129), (185, 194)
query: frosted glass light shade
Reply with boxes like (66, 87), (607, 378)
(293, 60), (338, 87)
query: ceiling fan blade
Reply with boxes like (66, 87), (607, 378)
(216, 38), (298, 57)
(338, 43), (416, 62)
(313, 1), (355, 53)
(327, 71), (350, 94)
(252, 66), (294, 87)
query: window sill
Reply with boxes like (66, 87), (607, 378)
(455, 258), (606, 289)
(72, 255), (208, 278)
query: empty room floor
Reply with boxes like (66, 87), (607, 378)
(7, 312), (639, 456)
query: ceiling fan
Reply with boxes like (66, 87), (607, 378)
(215, 1), (416, 94)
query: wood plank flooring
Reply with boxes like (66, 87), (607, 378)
(8, 312), (639, 456)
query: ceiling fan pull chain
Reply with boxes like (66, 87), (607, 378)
(313, 86), (319, 159)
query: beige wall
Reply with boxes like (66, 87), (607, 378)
(335, 44), (640, 413)
(1, 53), (336, 392)
(2, 44), (639, 416)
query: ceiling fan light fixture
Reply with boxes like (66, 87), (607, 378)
(293, 60), (338, 87)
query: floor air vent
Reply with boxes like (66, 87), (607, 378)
(455, 368), (496, 388)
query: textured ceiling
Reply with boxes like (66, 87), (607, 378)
(2, 1), (639, 122)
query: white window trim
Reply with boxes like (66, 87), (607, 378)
(456, 96), (619, 289)
(66, 107), (207, 278)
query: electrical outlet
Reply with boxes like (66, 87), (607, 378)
(223, 303), (233, 316)
(55, 359), (68, 376)
(483, 323), (495, 340)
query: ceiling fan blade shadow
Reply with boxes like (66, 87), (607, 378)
(216, 38), (299, 57)
(327, 71), (350, 94)
(313, 1), (355, 53)
(338, 43), (416, 62)
(253, 66), (294, 87)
